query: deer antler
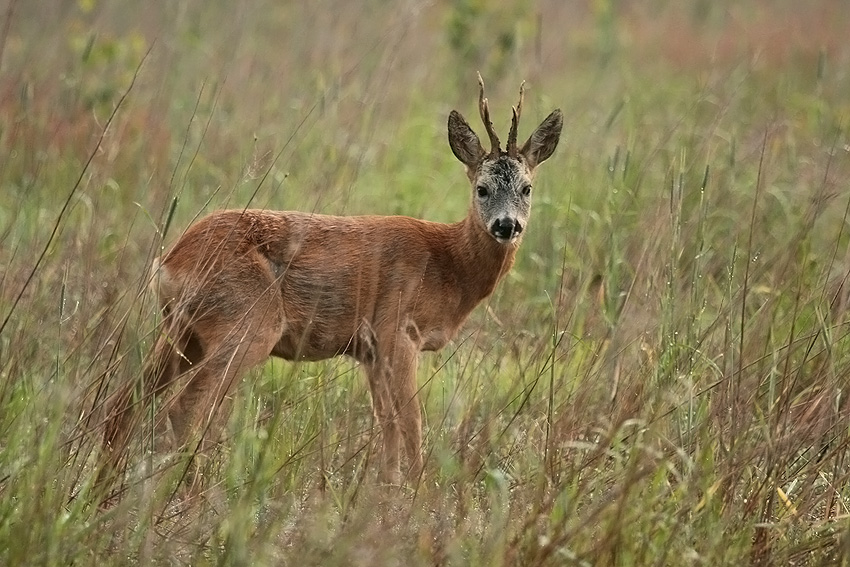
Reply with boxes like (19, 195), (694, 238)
(477, 72), (501, 157)
(507, 81), (525, 158)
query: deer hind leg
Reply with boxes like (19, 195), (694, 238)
(364, 331), (422, 484)
(166, 267), (285, 486)
(97, 313), (198, 497)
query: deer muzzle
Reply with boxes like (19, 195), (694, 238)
(490, 217), (523, 242)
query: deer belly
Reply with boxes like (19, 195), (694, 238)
(271, 324), (352, 361)
(421, 327), (455, 351)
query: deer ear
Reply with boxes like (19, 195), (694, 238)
(448, 110), (485, 169)
(520, 109), (563, 169)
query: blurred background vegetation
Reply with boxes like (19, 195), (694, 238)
(1, 0), (849, 565)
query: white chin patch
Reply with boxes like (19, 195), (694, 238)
(492, 234), (519, 244)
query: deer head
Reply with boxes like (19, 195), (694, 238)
(448, 73), (563, 244)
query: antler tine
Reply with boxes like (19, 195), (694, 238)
(507, 81), (525, 158)
(477, 72), (501, 157)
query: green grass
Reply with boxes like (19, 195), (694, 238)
(2, 0), (850, 565)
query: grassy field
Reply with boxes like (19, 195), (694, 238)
(2, 0), (850, 564)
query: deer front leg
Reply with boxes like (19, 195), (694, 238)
(395, 362), (423, 482)
(364, 364), (400, 484)
(363, 329), (422, 484)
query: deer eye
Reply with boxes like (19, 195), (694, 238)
(521, 185), (532, 197)
(476, 186), (489, 198)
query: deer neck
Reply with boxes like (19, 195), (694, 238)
(449, 213), (518, 308)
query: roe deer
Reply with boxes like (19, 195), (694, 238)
(99, 74), (562, 493)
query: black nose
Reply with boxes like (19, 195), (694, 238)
(490, 218), (523, 240)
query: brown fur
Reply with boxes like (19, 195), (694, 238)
(98, 78), (562, 494)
